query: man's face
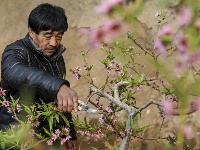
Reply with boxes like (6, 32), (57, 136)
(29, 28), (64, 57)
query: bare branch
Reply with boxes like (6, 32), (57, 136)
(90, 86), (133, 111)
(133, 99), (162, 117)
(120, 135), (130, 150)
(114, 81), (129, 99)
(133, 135), (167, 141)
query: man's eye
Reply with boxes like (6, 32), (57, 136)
(45, 36), (52, 39)
(57, 36), (62, 40)
(57, 37), (62, 41)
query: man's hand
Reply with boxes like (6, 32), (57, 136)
(57, 84), (78, 112)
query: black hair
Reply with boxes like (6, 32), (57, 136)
(28, 3), (68, 34)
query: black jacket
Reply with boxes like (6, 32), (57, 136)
(0, 34), (76, 142)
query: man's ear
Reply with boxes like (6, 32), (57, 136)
(28, 27), (34, 39)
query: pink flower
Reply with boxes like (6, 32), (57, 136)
(94, 2), (113, 14)
(51, 133), (58, 141)
(99, 114), (105, 124)
(16, 104), (22, 113)
(7, 107), (12, 113)
(61, 137), (71, 146)
(107, 125), (114, 131)
(154, 39), (166, 54)
(92, 77), (96, 81)
(85, 131), (91, 136)
(71, 66), (82, 80)
(176, 52), (200, 71)
(163, 100), (174, 116)
(75, 66), (82, 71)
(126, 129), (132, 135)
(176, 53), (195, 70)
(65, 135), (71, 141)
(79, 20), (123, 48)
(46, 139), (53, 145)
(111, 60), (120, 67)
(2, 100), (10, 107)
(60, 138), (67, 145)
(113, 117), (118, 122)
(29, 129), (35, 137)
(182, 125), (194, 139)
(120, 131), (126, 138)
(177, 7), (193, 26)
(105, 107), (113, 113)
(186, 52), (200, 64)
(64, 128), (69, 133)
(0, 88), (6, 96)
(72, 72), (81, 80)
(90, 28), (107, 48)
(174, 31), (188, 54)
(136, 85), (142, 91)
(94, 0), (123, 14)
(103, 20), (123, 36)
(158, 25), (172, 36)
(77, 130), (84, 135)
(33, 121), (40, 127)
(55, 129), (61, 135)
(114, 69), (123, 75)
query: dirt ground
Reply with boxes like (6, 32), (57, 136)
(1, 0), (200, 150)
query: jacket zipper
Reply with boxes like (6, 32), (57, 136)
(55, 59), (62, 77)
(43, 57), (55, 75)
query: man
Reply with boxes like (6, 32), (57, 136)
(0, 3), (78, 150)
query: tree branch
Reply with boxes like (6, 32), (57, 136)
(90, 85), (133, 111)
(90, 83), (167, 150)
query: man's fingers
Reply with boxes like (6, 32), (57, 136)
(67, 98), (73, 112)
(62, 98), (68, 112)
(58, 98), (77, 113)
(57, 99), (63, 112)
(73, 97), (78, 113)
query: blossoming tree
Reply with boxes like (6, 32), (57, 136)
(71, 0), (200, 149)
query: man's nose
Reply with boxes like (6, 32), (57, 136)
(49, 36), (58, 47)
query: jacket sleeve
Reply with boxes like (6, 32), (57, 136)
(1, 46), (70, 102)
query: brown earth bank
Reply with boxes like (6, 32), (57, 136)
(1, 0), (200, 150)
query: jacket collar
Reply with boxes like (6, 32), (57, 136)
(24, 34), (66, 61)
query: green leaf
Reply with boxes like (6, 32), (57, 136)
(48, 115), (54, 131)
(43, 127), (51, 136)
(35, 133), (45, 140)
(159, 88), (169, 94)
(83, 117), (88, 128)
(41, 111), (53, 116)
(134, 73), (145, 84)
(136, 125), (150, 133)
(115, 145), (120, 150)
(55, 114), (59, 123)
(22, 105), (32, 114)
(59, 113), (69, 126)
(47, 102), (54, 109)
